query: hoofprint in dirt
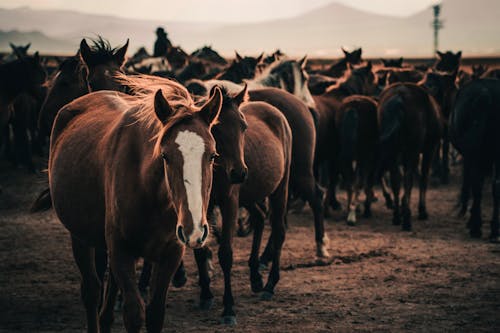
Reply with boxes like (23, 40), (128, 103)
(0, 163), (499, 332)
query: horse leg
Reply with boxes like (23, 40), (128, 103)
(490, 159), (500, 242)
(108, 240), (144, 333)
(248, 204), (266, 293)
(441, 133), (450, 184)
(418, 145), (437, 220)
(380, 174), (394, 209)
(346, 164), (359, 226)
(262, 180), (288, 300)
(218, 188), (238, 325)
(327, 160), (342, 211)
(145, 244), (183, 333)
(171, 260), (187, 288)
(194, 246), (214, 310)
(389, 164), (402, 226)
(71, 236), (101, 333)
(363, 163), (375, 218)
(401, 157), (417, 231)
(138, 260), (152, 301)
(94, 247), (108, 310)
(468, 160), (485, 238)
(459, 157), (472, 217)
(99, 270), (118, 333)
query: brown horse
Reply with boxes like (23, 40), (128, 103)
(377, 83), (443, 231)
(49, 76), (222, 333)
(336, 95), (379, 225)
(198, 85), (292, 324)
(312, 62), (377, 213)
(214, 51), (264, 83)
(199, 79), (329, 258)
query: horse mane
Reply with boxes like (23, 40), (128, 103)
(84, 36), (118, 64)
(114, 73), (199, 157)
(203, 81), (248, 106)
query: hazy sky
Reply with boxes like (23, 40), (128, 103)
(1, 0), (439, 22)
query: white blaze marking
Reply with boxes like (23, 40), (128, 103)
(175, 130), (205, 238)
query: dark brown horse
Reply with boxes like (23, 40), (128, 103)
(312, 62), (377, 212)
(336, 95), (379, 225)
(214, 52), (264, 83)
(79, 36), (129, 91)
(199, 84), (292, 324)
(0, 53), (46, 152)
(450, 78), (500, 242)
(318, 47), (363, 78)
(166, 45), (189, 70)
(377, 83), (443, 231)
(191, 46), (228, 66)
(38, 54), (89, 139)
(49, 76), (222, 333)
(435, 50), (462, 73)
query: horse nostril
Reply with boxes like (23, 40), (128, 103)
(198, 224), (209, 244)
(177, 225), (187, 244)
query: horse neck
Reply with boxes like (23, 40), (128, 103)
(327, 58), (346, 73)
(323, 76), (362, 100)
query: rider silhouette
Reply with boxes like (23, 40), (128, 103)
(153, 27), (172, 57)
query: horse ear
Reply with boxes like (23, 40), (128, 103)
(436, 51), (444, 58)
(234, 83), (248, 105)
(25, 43), (31, 52)
(456, 51), (462, 58)
(80, 39), (92, 65)
(235, 51), (243, 62)
(341, 47), (348, 56)
(366, 61), (372, 71)
(154, 89), (174, 125)
(256, 52), (264, 63)
(114, 39), (129, 67)
(33, 51), (40, 64)
(298, 55), (308, 69)
(200, 86), (222, 127)
(10, 44), (24, 59)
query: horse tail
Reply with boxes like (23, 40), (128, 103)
(30, 188), (52, 213)
(376, 95), (404, 177)
(339, 106), (359, 165)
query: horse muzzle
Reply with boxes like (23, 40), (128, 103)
(176, 224), (209, 248)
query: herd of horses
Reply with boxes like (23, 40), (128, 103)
(0, 37), (499, 332)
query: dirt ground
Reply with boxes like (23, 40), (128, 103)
(0, 160), (499, 333)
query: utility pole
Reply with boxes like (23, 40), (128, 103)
(432, 4), (444, 54)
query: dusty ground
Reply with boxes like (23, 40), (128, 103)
(0, 161), (499, 333)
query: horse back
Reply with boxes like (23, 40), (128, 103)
(239, 101), (292, 204)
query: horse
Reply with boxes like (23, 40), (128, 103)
(386, 68), (424, 85)
(0, 52), (46, 154)
(381, 57), (404, 68)
(195, 84), (292, 324)
(4, 42), (31, 62)
(214, 52), (264, 83)
(450, 78), (500, 242)
(435, 50), (462, 73)
(336, 95), (379, 225)
(420, 70), (458, 184)
(38, 54), (89, 140)
(166, 46), (189, 70)
(191, 46), (228, 66)
(458, 65), (489, 87)
(318, 47), (363, 78)
(49, 74), (223, 333)
(312, 62), (377, 213)
(39, 36), (129, 139)
(79, 36), (129, 91)
(376, 82), (443, 231)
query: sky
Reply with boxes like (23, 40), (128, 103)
(0, 0), (440, 23)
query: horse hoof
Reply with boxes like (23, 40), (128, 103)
(251, 279), (264, 293)
(418, 211), (428, 220)
(347, 211), (356, 226)
(260, 290), (274, 301)
(221, 316), (237, 326)
(199, 298), (214, 310)
(316, 246), (330, 258)
(172, 275), (187, 288)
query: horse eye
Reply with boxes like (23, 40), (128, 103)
(210, 153), (218, 161)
